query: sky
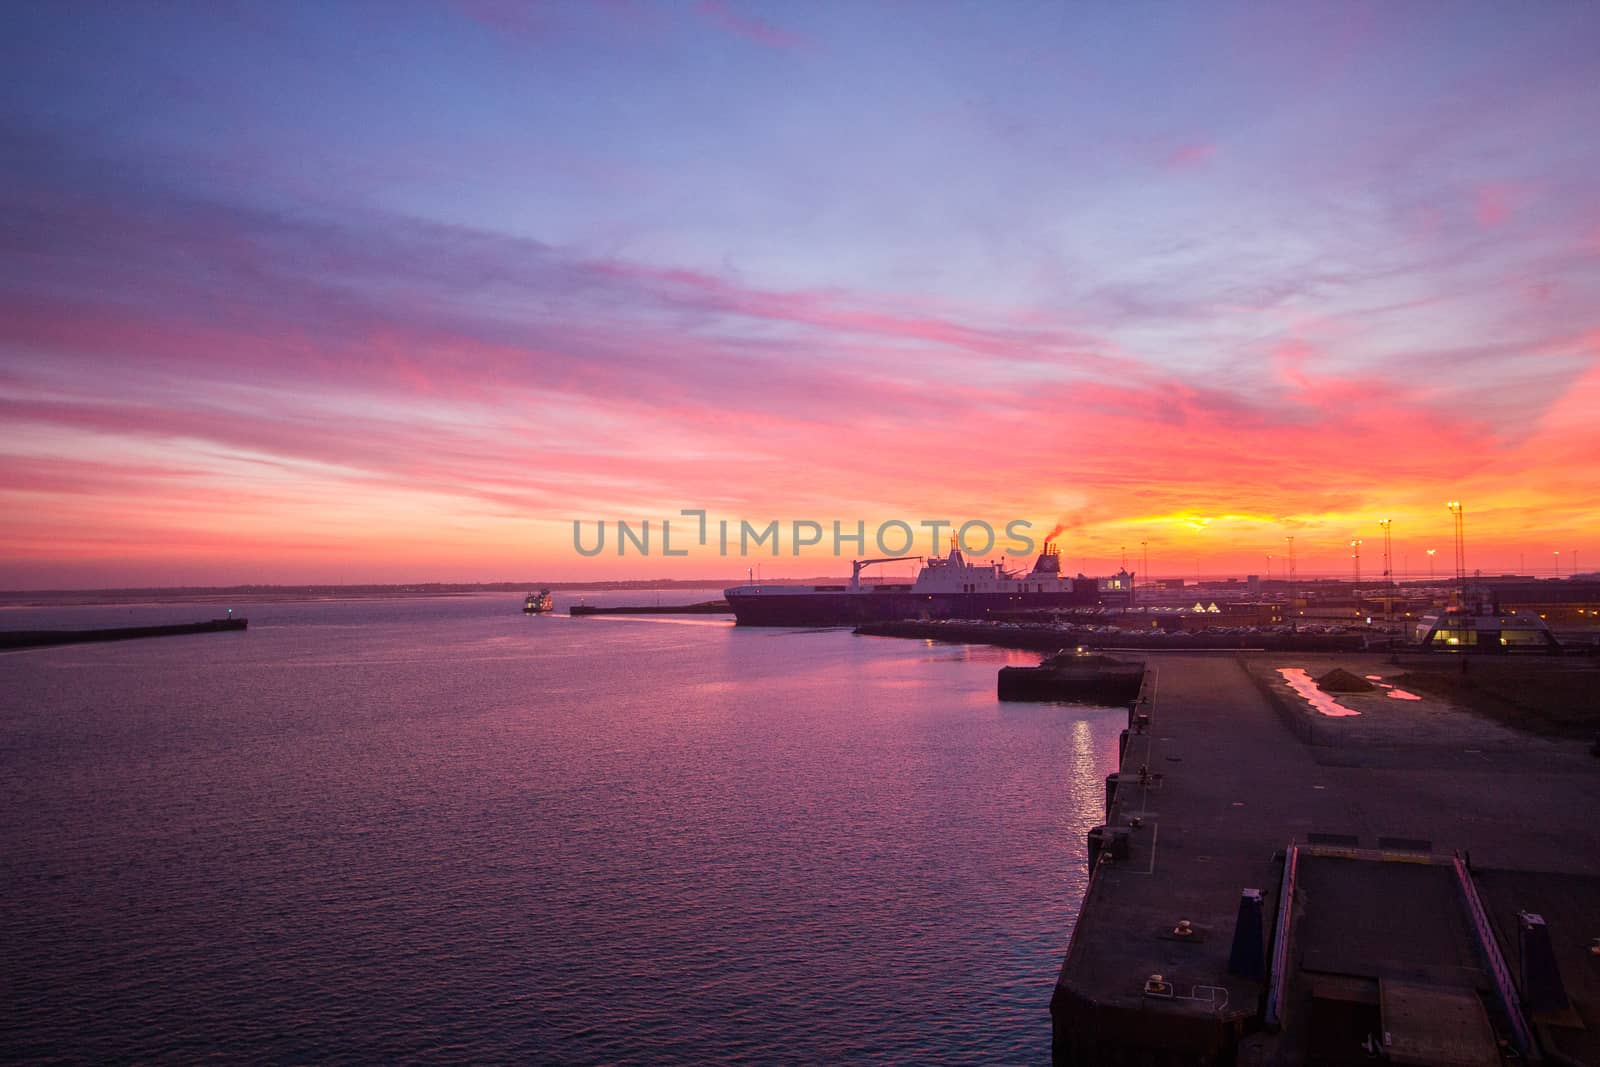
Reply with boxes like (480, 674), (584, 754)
(2, 1), (1598, 588)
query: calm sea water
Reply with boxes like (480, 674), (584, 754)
(1, 592), (1120, 1064)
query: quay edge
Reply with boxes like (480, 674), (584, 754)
(1050, 653), (1600, 1065)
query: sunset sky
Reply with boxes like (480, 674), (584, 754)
(3, 2), (1598, 588)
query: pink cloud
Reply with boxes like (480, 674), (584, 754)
(5, 125), (1597, 585)
(449, 0), (559, 41)
(694, 0), (807, 51)
(1163, 142), (1217, 170)
(584, 258), (1142, 380)
(1474, 183), (1516, 227)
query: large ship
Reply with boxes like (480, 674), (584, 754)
(523, 589), (554, 614)
(723, 541), (1133, 626)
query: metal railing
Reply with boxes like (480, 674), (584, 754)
(1453, 853), (1536, 1057)
(1264, 842), (1299, 1031)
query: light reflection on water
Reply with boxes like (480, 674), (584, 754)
(1, 593), (1121, 1063)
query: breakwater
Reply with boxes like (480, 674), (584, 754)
(568, 600), (730, 616)
(0, 617), (248, 649)
(855, 619), (1365, 652)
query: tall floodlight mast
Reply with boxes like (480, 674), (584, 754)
(1285, 535), (1297, 630)
(1378, 519), (1393, 635)
(1447, 501), (1466, 605)
(1140, 541), (1148, 606)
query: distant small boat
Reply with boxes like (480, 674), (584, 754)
(523, 589), (554, 614)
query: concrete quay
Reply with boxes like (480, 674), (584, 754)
(1050, 653), (1600, 1065)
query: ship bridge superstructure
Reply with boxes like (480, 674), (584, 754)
(910, 540), (1025, 594)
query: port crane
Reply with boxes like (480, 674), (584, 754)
(849, 555), (922, 590)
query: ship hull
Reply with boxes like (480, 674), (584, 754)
(724, 589), (1126, 627)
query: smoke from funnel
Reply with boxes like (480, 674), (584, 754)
(1045, 513), (1087, 543)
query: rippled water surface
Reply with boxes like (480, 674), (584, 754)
(1, 593), (1120, 1063)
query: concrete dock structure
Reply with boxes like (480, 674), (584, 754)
(1050, 654), (1600, 1065)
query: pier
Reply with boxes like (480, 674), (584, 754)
(997, 652), (1145, 704)
(1051, 653), (1600, 1064)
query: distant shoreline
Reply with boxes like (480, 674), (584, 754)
(0, 580), (800, 608)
